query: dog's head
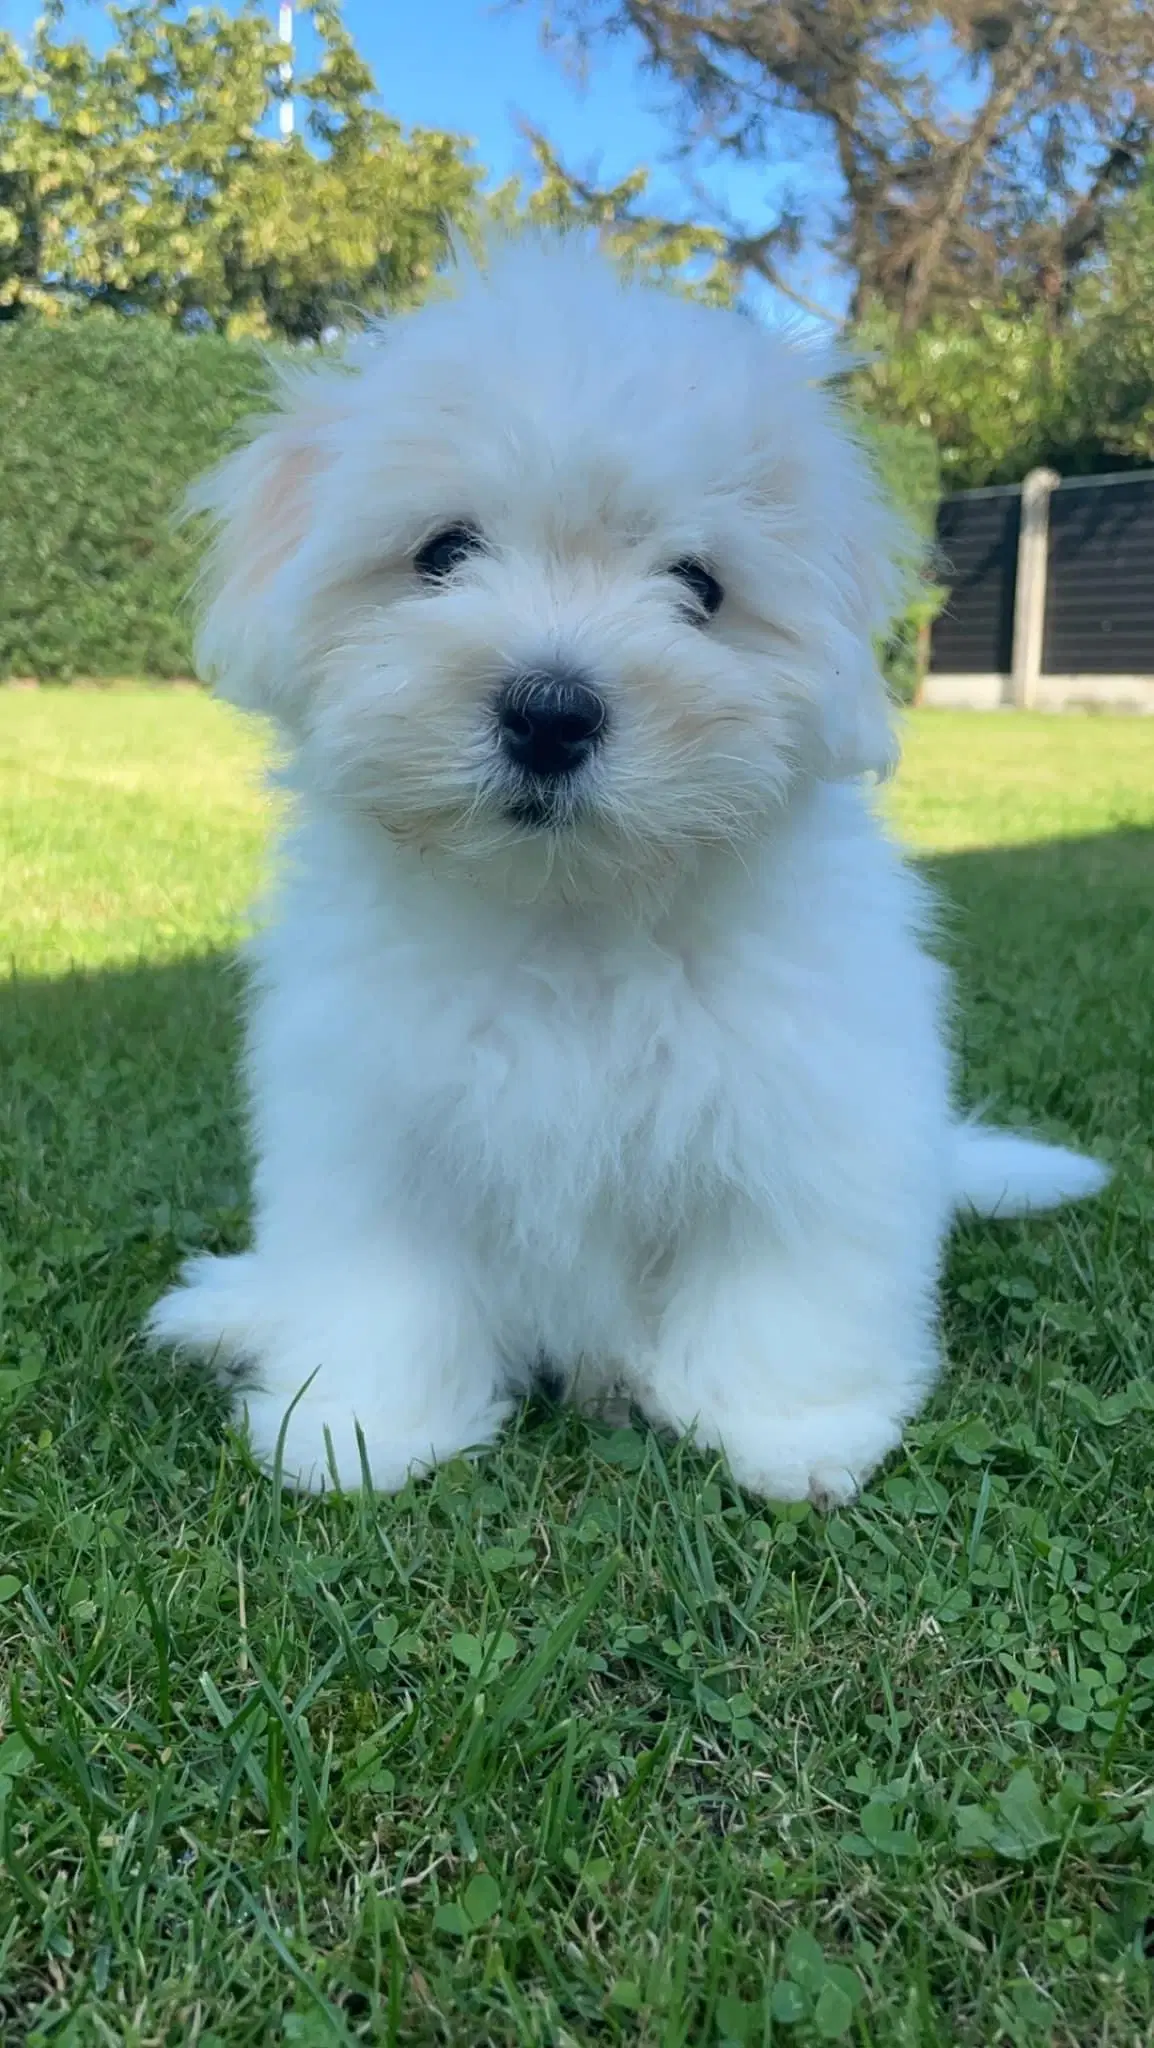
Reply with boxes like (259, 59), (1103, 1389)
(193, 239), (907, 901)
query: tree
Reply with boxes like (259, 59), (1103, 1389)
(491, 129), (737, 301)
(855, 168), (1154, 488)
(855, 307), (1071, 487)
(531, 0), (1154, 329)
(1068, 170), (1154, 467)
(0, 1), (479, 338)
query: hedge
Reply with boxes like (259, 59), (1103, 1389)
(859, 416), (945, 702)
(0, 315), (274, 680)
(0, 313), (940, 689)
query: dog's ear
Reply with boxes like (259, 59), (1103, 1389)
(813, 495), (904, 783)
(771, 359), (907, 784)
(187, 372), (352, 721)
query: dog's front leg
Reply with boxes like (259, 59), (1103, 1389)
(635, 1216), (941, 1507)
(148, 1228), (512, 1494)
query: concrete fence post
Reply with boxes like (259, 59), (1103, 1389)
(1011, 467), (1060, 708)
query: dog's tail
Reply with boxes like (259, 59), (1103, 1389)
(952, 1123), (1109, 1219)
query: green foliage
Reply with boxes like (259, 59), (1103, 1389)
(0, 2), (940, 690)
(1069, 176), (1154, 469)
(490, 131), (737, 304)
(856, 173), (1154, 490)
(861, 416), (941, 531)
(0, 1), (478, 339)
(855, 414), (944, 700)
(0, 313), (275, 678)
(0, 247), (940, 683)
(857, 309), (1073, 490)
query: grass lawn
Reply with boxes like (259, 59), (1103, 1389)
(1, 692), (1153, 2047)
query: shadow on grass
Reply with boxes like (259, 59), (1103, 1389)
(920, 827), (1153, 1147)
(1, 826), (1149, 1465)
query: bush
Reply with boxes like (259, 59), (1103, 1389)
(0, 314), (275, 679)
(0, 311), (943, 691)
(858, 414), (944, 702)
(853, 174), (1154, 492)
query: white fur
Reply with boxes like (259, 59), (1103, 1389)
(148, 239), (1107, 1503)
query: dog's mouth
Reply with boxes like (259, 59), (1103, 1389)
(502, 781), (582, 832)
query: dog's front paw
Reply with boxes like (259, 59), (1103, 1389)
(238, 1385), (510, 1495)
(147, 1248), (512, 1494)
(641, 1239), (937, 1510)
(707, 1401), (905, 1508)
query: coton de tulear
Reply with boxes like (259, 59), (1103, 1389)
(149, 239), (1107, 1505)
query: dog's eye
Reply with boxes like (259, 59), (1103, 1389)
(666, 558), (724, 621)
(414, 524), (485, 582)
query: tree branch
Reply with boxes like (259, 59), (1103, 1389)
(899, 0), (1081, 331)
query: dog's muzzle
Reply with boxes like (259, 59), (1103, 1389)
(495, 670), (607, 815)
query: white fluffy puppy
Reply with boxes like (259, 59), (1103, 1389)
(149, 238), (1107, 1504)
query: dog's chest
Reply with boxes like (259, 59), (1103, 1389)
(403, 934), (744, 1239)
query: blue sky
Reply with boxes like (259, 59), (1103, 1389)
(2, 1), (847, 319)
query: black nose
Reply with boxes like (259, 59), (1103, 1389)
(496, 671), (607, 780)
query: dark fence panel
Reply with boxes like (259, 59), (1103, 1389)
(929, 488), (1020, 675)
(1043, 476), (1154, 675)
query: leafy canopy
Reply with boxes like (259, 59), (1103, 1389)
(0, 0), (478, 339)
